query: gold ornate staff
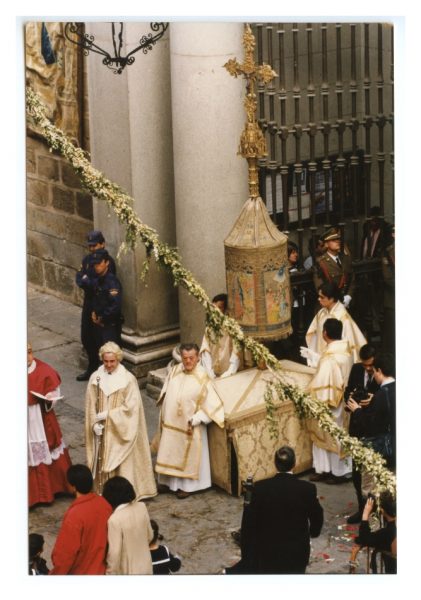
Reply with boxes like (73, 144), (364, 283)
(224, 23), (277, 198)
(95, 375), (104, 494)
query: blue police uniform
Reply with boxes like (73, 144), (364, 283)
(91, 269), (123, 352)
(75, 232), (117, 379)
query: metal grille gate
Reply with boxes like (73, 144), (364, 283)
(254, 22), (394, 255)
(252, 22), (394, 348)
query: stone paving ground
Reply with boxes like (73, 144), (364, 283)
(28, 285), (370, 575)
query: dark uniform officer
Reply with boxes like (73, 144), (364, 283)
(75, 231), (116, 381)
(89, 248), (123, 358)
(313, 227), (355, 307)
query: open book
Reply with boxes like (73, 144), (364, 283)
(30, 391), (64, 402)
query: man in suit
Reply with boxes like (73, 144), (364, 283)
(226, 446), (323, 574)
(360, 207), (391, 335)
(360, 206), (390, 260)
(314, 227), (354, 309)
(344, 344), (380, 523)
(346, 353), (395, 522)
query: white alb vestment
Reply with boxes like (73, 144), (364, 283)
(85, 363), (157, 500)
(155, 363), (224, 492)
(306, 301), (366, 364)
(200, 330), (240, 379)
(306, 339), (353, 476)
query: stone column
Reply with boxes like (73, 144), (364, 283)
(170, 22), (248, 344)
(86, 22), (179, 379)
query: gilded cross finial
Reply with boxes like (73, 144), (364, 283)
(224, 24), (277, 198)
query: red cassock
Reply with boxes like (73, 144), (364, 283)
(28, 358), (72, 507)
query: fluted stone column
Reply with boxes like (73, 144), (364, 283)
(170, 22), (248, 344)
(86, 22), (179, 378)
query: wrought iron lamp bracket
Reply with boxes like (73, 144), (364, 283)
(64, 22), (168, 74)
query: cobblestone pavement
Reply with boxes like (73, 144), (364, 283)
(28, 286), (368, 575)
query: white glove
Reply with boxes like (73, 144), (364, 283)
(220, 359), (239, 379)
(95, 411), (108, 422)
(299, 347), (320, 368)
(190, 413), (203, 427)
(343, 294), (351, 308)
(93, 422), (104, 436)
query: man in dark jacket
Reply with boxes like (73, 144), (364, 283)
(227, 446), (324, 574)
(313, 227), (354, 309)
(344, 344), (380, 523)
(75, 231), (116, 381)
(90, 249), (123, 358)
(346, 353), (396, 521)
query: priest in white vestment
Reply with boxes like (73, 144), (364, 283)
(85, 342), (157, 500)
(200, 294), (241, 379)
(305, 281), (366, 365)
(155, 343), (224, 499)
(306, 318), (353, 484)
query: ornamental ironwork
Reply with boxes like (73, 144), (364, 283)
(64, 22), (168, 74)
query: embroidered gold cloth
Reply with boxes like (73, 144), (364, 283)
(155, 364), (224, 480)
(306, 301), (367, 363)
(85, 365), (157, 500)
(305, 339), (353, 455)
(208, 360), (315, 495)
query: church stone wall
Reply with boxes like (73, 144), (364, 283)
(26, 133), (93, 304)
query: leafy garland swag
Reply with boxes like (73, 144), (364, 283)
(26, 88), (395, 497)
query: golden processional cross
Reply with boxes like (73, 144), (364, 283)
(224, 24), (277, 198)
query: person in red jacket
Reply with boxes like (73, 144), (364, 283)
(28, 343), (72, 507)
(50, 465), (112, 575)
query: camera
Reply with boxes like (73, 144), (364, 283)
(367, 493), (378, 512)
(241, 475), (254, 506)
(350, 385), (369, 404)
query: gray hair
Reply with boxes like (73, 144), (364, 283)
(99, 341), (123, 362)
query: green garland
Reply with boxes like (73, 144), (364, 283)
(26, 87), (395, 497)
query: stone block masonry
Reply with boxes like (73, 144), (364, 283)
(26, 134), (94, 305)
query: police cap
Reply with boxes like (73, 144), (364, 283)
(87, 230), (105, 245)
(90, 249), (110, 264)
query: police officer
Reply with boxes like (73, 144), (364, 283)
(75, 231), (116, 381)
(313, 227), (354, 309)
(90, 248), (123, 357)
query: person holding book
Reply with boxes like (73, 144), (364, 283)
(28, 343), (72, 507)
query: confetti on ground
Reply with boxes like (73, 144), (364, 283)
(337, 544), (352, 552)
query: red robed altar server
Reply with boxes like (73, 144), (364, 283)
(28, 344), (72, 507)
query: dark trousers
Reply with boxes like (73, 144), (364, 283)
(81, 307), (100, 373)
(351, 462), (365, 513)
(93, 322), (122, 358)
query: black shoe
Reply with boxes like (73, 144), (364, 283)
(76, 371), (91, 381)
(347, 511), (362, 524)
(325, 475), (349, 485)
(309, 472), (328, 482)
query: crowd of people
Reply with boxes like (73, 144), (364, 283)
(28, 222), (396, 575)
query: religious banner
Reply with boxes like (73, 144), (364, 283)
(25, 22), (81, 143)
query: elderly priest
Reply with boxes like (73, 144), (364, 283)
(155, 343), (224, 499)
